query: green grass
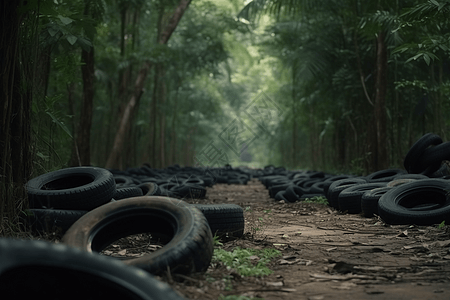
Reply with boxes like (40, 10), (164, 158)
(213, 247), (281, 277)
(302, 196), (329, 205)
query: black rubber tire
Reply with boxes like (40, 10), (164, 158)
(283, 185), (308, 203)
(393, 174), (428, 180)
(322, 175), (353, 197)
(378, 179), (450, 225)
(114, 175), (134, 187)
(365, 169), (407, 183)
(113, 187), (144, 200)
(192, 204), (244, 239)
(361, 187), (392, 218)
(338, 183), (386, 214)
(404, 133), (442, 173)
(309, 181), (325, 193)
(61, 196), (213, 276)
(327, 178), (367, 209)
(274, 190), (289, 202)
(0, 239), (185, 300)
(25, 209), (87, 235)
(386, 178), (418, 188)
(416, 142), (450, 174)
(138, 182), (160, 196)
(170, 184), (206, 199)
(27, 167), (115, 210)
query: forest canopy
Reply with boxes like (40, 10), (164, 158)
(1, 0), (450, 226)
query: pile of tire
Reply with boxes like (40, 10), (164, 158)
(22, 165), (245, 289)
(257, 133), (450, 227)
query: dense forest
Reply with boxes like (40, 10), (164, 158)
(1, 0), (450, 229)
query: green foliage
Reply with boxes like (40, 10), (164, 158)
(438, 220), (446, 229)
(302, 196), (329, 205)
(213, 247), (281, 277)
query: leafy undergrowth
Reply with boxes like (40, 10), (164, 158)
(212, 246), (281, 277)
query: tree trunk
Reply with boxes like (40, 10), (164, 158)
(159, 64), (167, 168)
(0, 1), (34, 228)
(105, 0), (192, 169)
(373, 32), (388, 170)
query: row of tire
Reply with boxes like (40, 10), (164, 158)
(256, 133), (450, 226)
(0, 165), (249, 299)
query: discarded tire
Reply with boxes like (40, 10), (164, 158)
(365, 169), (407, 183)
(0, 239), (185, 300)
(62, 196), (213, 276)
(192, 204), (244, 239)
(361, 187), (392, 218)
(27, 167), (115, 210)
(378, 179), (450, 225)
(338, 183), (386, 214)
(25, 209), (87, 235)
(404, 133), (442, 173)
(327, 178), (367, 209)
(113, 187), (144, 200)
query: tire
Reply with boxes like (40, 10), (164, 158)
(27, 167), (115, 210)
(361, 187), (392, 218)
(24, 209), (87, 235)
(327, 178), (367, 209)
(0, 239), (185, 300)
(170, 184), (206, 199)
(114, 175), (134, 187)
(192, 204), (244, 239)
(338, 183), (386, 214)
(61, 196), (213, 276)
(378, 179), (450, 225)
(113, 187), (144, 200)
(393, 174), (428, 180)
(416, 141), (450, 174)
(138, 182), (160, 196)
(284, 185), (308, 203)
(322, 175), (353, 197)
(386, 178), (418, 188)
(404, 133), (442, 173)
(365, 169), (407, 183)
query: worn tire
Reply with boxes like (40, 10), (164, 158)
(378, 179), (450, 225)
(338, 183), (386, 214)
(327, 178), (367, 209)
(361, 187), (392, 218)
(27, 167), (115, 210)
(25, 209), (87, 235)
(365, 169), (407, 183)
(113, 187), (144, 200)
(404, 133), (442, 173)
(0, 239), (185, 300)
(62, 196), (213, 276)
(192, 204), (244, 239)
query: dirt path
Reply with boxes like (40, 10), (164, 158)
(171, 179), (450, 300)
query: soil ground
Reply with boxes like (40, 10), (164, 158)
(28, 178), (450, 300)
(167, 179), (450, 300)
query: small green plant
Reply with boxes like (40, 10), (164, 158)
(303, 196), (329, 205)
(213, 247), (281, 277)
(438, 220), (446, 229)
(213, 234), (223, 247)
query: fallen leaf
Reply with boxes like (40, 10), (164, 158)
(118, 249), (127, 255)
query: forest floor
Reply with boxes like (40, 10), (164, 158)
(25, 178), (450, 300)
(164, 179), (450, 300)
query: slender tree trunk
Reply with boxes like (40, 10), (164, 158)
(374, 32), (388, 170)
(159, 64), (167, 168)
(171, 84), (180, 165)
(292, 67), (297, 168)
(0, 1), (34, 228)
(105, 0), (192, 169)
(77, 48), (95, 165)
